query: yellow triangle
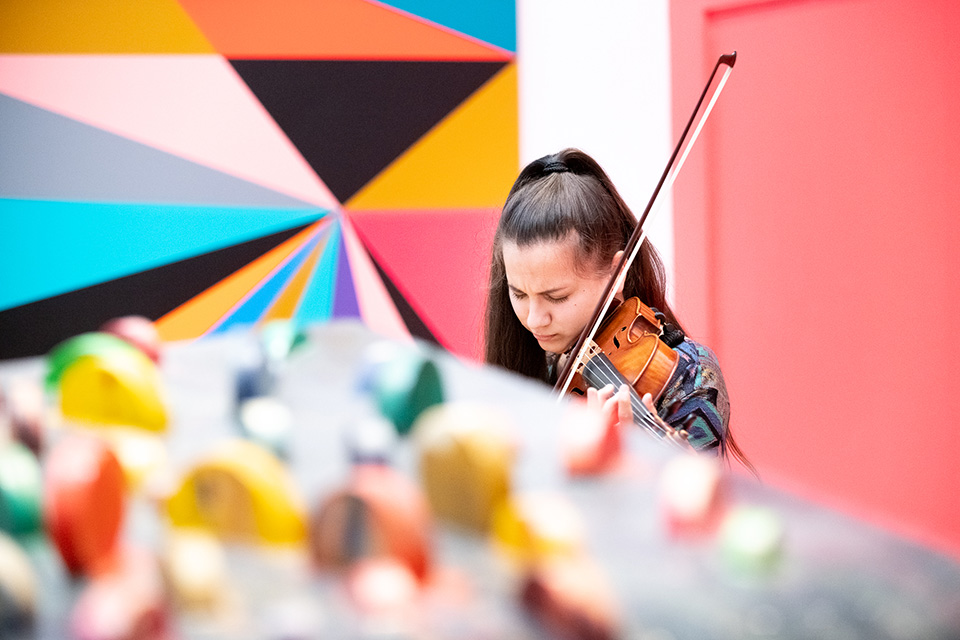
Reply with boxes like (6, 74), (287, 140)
(347, 63), (519, 210)
(0, 0), (214, 53)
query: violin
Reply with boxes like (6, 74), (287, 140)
(566, 297), (680, 441)
(554, 52), (738, 443)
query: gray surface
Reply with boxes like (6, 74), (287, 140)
(0, 93), (314, 207)
(3, 320), (960, 639)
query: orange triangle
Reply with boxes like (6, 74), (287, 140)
(177, 0), (510, 60)
(0, 0), (214, 53)
(259, 230), (329, 324)
(347, 64), (519, 209)
(156, 223), (321, 342)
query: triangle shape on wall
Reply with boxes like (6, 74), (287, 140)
(0, 197), (326, 313)
(0, 0), (214, 54)
(156, 223), (322, 341)
(376, 0), (517, 53)
(347, 63), (518, 210)
(296, 223), (347, 325)
(0, 224), (310, 360)
(339, 218), (411, 342)
(229, 60), (507, 203)
(211, 224), (328, 334)
(0, 55), (338, 208)
(0, 94), (317, 208)
(178, 0), (510, 61)
(261, 229), (331, 325)
(348, 209), (499, 360)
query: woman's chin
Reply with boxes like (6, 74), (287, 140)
(536, 336), (566, 352)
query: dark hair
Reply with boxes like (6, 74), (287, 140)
(484, 148), (754, 472)
(484, 148), (680, 381)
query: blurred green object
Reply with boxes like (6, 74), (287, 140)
(0, 442), (43, 537)
(45, 332), (140, 390)
(260, 320), (308, 362)
(719, 505), (785, 575)
(372, 349), (444, 436)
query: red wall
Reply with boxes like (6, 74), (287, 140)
(671, 0), (960, 558)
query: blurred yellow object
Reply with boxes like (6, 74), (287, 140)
(491, 492), (585, 566)
(166, 439), (307, 546)
(59, 352), (167, 432)
(413, 403), (514, 532)
(162, 528), (228, 611)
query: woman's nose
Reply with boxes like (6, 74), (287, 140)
(527, 299), (550, 329)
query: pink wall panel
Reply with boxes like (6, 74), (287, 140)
(672, 0), (960, 558)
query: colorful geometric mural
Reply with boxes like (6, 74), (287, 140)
(0, 0), (517, 361)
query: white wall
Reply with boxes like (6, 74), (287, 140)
(517, 0), (675, 293)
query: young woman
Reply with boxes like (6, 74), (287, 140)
(485, 148), (751, 467)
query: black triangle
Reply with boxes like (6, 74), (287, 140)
(364, 246), (440, 348)
(229, 60), (507, 203)
(0, 224), (309, 360)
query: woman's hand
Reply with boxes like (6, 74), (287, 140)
(586, 383), (632, 431)
(587, 384), (695, 452)
(640, 392), (694, 452)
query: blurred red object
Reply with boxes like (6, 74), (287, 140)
(100, 316), (162, 364)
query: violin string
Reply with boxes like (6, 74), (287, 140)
(584, 354), (669, 438)
(587, 358), (688, 451)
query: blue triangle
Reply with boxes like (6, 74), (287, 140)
(210, 225), (326, 334)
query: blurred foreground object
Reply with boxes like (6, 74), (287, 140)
(0, 440), (43, 536)
(165, 439), (307, 546)
(70, 546), (174, 640)
(521, 555), (621, 640)
(45, 435), (126, 575)
(310, 463), (432, 582)
(719, 505), (785, 575)
(47, 333), (168, 432)
(413, 402), (514, 532)
(491, 492), (585, 566)
(161, 528), (228, 612)
(3, 378), (46, 457)
(658, 454), (726, 538)
(0, 531), (37, 635)
(366, 343), (444, 436)
(99, 316), (163, 365)
(560, 401), (623, 476)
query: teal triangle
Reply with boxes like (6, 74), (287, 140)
(0, 198), (327, 312)
(378, 0), (516, 52)
(296, 222), (342, 325)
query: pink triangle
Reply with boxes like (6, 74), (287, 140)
(0, 54), (338, 208)
(340, 217), (412, 343)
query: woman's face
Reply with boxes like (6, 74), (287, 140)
(502, 234), (618, 354)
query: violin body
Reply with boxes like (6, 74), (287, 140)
(567, 297), (679, 403)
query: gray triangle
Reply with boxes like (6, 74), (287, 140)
(0, 93), (314, 208)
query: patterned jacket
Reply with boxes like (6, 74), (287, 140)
(656, 338), (730, 454)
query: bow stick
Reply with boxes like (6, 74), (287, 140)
(554, 52), (737, 400)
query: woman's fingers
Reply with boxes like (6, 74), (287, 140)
(616, 384), (633, 426)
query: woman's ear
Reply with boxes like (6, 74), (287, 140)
(611, 250), (625, 298)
